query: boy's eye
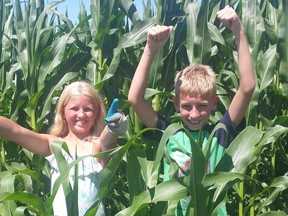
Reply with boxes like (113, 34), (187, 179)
(198, 104), (207, 109)
(181, 104), (191, 110)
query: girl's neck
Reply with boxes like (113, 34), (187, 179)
(63, 133), (94, 155)
(64, 133), (88, 142)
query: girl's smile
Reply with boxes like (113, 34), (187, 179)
(64, 95), (97, 139)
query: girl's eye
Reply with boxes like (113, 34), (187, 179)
(84, 108), (93, 112)
(69, 107), (79, 111)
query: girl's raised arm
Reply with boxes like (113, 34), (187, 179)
(0, 116), (54, 157)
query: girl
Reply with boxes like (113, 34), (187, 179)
(0, 81), (127, 215)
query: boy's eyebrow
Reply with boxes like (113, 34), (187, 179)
(216, 93), (229, 96)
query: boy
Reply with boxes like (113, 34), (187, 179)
(128, 5), (255, 215)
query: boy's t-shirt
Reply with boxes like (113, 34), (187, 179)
(151, 111), (244, 216)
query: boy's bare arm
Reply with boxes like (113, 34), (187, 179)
(128, 25), (173, 128)
(217, 6), (256, 128)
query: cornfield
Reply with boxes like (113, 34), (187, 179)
(0, 0), (288, 215)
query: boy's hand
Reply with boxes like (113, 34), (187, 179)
(216, 5), (242, 34)
(105, 99), (127, 136)
(147, 25), (173, 52)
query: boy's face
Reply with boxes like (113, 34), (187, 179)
(174, 93), (218, 131)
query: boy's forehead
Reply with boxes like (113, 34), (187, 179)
(179, 92), (216, 100)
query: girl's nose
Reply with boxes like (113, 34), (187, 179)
(77, 109), (85, 117)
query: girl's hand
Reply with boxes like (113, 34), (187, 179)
(105, 99), (127, 136)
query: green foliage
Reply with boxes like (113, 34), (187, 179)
(0, 0), (287, 215)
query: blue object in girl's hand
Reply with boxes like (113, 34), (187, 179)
(105, 98), (119, 123)
(105, 98), (127, 135)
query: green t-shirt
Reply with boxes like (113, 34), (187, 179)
(163, 129), (226, 216)
(160, 111), (241, 216)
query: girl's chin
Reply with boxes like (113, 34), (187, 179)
(72, 129), (90, 138)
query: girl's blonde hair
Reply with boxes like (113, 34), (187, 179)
(175, 64), (216, 100)
(49, 81), (106, 138)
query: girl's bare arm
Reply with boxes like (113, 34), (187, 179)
(0, 116), (54, 157)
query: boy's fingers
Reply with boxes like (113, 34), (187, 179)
(216, 5), (239, 30)
(216, 5), (232, 18)
(148, 25), (173, 41)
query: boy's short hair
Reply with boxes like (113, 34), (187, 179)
(174, 64), (216, 99)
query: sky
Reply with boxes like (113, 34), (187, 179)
(55, 0), (144, 24)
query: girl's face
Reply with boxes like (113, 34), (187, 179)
(174, 93), (218, 131)
(63, 95), (98, 139)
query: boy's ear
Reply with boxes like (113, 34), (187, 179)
(212, 95), (219, 111)
(173, 96), (179, 111)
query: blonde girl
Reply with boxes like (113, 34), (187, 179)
(0, 81), (127, 216)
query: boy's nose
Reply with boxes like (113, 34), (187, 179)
(189, 109), (200, 119)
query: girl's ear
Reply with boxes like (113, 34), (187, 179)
(95, 106), (100, 116)
(61, 108), (66, 120)
(173, 96), (179, 111)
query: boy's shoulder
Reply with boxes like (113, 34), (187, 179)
(170, 110), (245, 147)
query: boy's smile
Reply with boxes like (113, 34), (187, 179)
(174, 93), (218, 131)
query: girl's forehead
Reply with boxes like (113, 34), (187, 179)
(68, 94), (88, 100)
(66, 95), (94, 105)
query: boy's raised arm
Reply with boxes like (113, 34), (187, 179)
(128, 25), (173, 128)
(217, 6), (256, 128)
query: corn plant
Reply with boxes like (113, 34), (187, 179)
(0, 0), (288, 215)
